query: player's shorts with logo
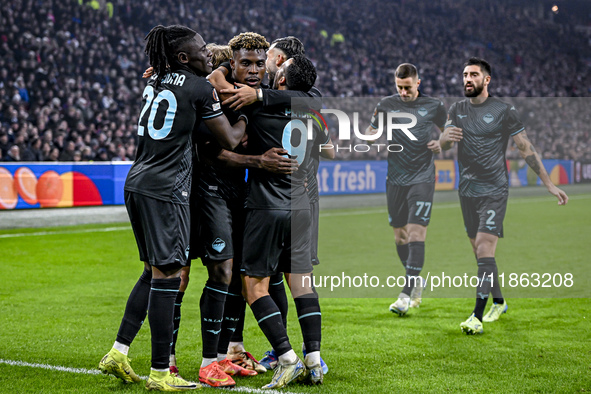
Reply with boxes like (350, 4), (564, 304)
(125, 191), (190, 267)
(459, 194), (508, 238)
(193, 194), (245, 263)
(241, 209), (312, 277)
(386, 182), (435, 228)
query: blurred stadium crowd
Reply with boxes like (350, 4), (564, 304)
(1, 0), (590, 162)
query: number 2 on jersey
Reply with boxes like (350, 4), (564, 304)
(281, 119), (308, 166)
(137, 85), (178, 140)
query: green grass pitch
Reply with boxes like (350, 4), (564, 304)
(0, 189), (589, 393)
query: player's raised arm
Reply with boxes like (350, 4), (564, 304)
(220, 84), (323, 110)
(512, 130), (568, 205)
(203, 114), (247, 150)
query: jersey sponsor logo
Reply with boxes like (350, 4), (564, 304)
(483, 113), (494, 124)
(418, 107), (428, 117)
(510, 106), (516, 111)
(212, 102), (221, 111)
(389, 109), (401, 113)
(185, 245), (190, 259)
(212, 238), (226, 253)
(485, 225), (497, 231)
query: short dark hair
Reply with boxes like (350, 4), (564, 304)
(395, 63), (418, 79)
(271, 36), (305, 59)
(228, 32), (270, 53)
(285, 55), (316, 92)
(464, 57), (492, 77)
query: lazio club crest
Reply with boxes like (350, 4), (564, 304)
(483, 113), (494, 124)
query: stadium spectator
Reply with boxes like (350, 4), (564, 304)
(4, 145), (20, 162)
(0, 0), (589, 163)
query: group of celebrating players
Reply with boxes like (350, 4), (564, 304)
(96, 23), (569, 392)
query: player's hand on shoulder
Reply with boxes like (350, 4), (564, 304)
(142, 67), (154, 78)
(220, 83), (258, 110)
(427, 139), (441, 154)
(548, 184), (569, 206)
(261, 147), (299, 174)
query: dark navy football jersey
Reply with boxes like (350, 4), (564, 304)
(446, 97), (524, 197)
(193, 70), (248, 201)
(245, 104), (320, 210)
(371, 93), (447, 186)
(125, 70), (223, 204)
(193, 125), (246, 201)
(306, 123), (330, 204)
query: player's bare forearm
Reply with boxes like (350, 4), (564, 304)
(439, 131), (454, 151)
(320, 138), (336, 159)
(365, 125), (379, 145)
(513, 131), (569, 205)
(217, 149), (259, 168)
(439, 126), (462, 151)
(513, 131), (549, 182)
(217, 147), (298, 174)
(206, 68), (234, 95)
(204, 116), (246, 150)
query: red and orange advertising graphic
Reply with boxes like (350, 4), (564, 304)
(0, 166), (103, 210)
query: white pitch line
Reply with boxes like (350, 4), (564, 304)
(319, 194), (591, 218)
(0, 359), (298, 394)
(0, 226), (130, 239)
(320, 208), (386, 217)
(1, 195), (588, 234)
(0, 359), (103, 375)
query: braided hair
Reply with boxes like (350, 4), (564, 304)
(144, 25), (197, 84)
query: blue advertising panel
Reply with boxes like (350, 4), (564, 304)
(317, 160), (386, 195)
(0, 160), (573, 209)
